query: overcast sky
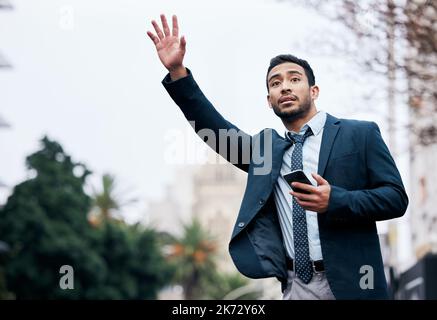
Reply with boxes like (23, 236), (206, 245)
(0, 0), (413, 267)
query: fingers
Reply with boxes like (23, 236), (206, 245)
(151, 20), (164, 40)
(295, 199), (315, 209)
(291, 182), (317, 193)
(160, 14), (171, 37)
(289, 190), (317, 202)
(146, 31), (159, 45)
(148, 14), (179, 43)
(179, 35), (186, 52)
(172, 15), (179, 37)
(311, 173), (328, 186)
(148, 14), (184, 53)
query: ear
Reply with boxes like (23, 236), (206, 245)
(310, 85), (319, 100)
(267, 95), (273, 109)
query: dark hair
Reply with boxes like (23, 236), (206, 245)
(266, 54), (315, 91)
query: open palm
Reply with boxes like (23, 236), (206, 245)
(147, 14), (186, 71)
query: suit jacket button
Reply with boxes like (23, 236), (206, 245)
(238, 222), (245, 228)
(259, 199), (265, 205)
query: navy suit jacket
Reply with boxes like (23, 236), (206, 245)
(162, 70), (408, 299)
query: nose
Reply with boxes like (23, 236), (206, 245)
(281, 81), (292, 94)
(281, 82), (292, 94)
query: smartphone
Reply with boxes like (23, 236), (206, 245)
(283, 170), (313, 194)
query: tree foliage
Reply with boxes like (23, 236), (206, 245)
(286, 0), (437, 144)
(0, 136), (172, 299)
(165, 217), (261, 299)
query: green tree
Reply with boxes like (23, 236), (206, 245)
(0, 136), (172, 299)
(165, 217), (262, 300)
(0, 241), (13, 299)
(85, 221), (174, 299)
(166, 217), (217, 299)
(203, 272), (262, 300)
(91, 174), (137, 223)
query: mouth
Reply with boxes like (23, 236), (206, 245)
(279, 95), (298, 104)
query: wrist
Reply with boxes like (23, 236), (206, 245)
(169, 65), (187, 81)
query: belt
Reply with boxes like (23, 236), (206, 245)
(286, 257), (325, 273)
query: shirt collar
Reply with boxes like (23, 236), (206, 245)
(284, 110), (327, 138)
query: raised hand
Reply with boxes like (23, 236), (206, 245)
(147, 14), (187, 80)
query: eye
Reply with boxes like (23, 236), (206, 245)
(271, 81), (280, 87)
(291, 77), (301, 83)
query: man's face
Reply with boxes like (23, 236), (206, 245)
(266, 62), (318, 121)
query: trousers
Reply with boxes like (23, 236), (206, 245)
(282, 269), (336, 300)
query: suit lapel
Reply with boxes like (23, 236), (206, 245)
(318, 113), (341, 176)
(270, 132), (292, 185)
(270, 113), (341, 183)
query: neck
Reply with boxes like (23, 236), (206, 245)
(282, 106), (318, 133)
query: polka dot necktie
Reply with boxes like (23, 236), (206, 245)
(287, 127), (313, 284)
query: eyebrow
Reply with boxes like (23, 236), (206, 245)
(268, 70), (303, 83)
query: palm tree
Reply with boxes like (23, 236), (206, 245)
(90, 174), (137, 224)
(166, 217), (218, 299)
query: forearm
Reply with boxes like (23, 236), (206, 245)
(326, 184), (408, 223)
(325, 122), (409, 223)
(162, 69), (252, 171)
(162, 69), (239, 133)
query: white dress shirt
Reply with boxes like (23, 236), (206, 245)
(273, 111), (327, 261)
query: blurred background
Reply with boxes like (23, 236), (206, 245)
(1, 0), (436, 299)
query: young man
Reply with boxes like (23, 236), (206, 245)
(147, 14), (408, 300)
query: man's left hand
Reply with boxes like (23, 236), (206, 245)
(289, 173), (331, 213)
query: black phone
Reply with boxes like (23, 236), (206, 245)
(283, 170), (313, 194)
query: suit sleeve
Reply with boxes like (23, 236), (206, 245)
(162, 69), (252, 172)
(326, 122), (409, 222)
